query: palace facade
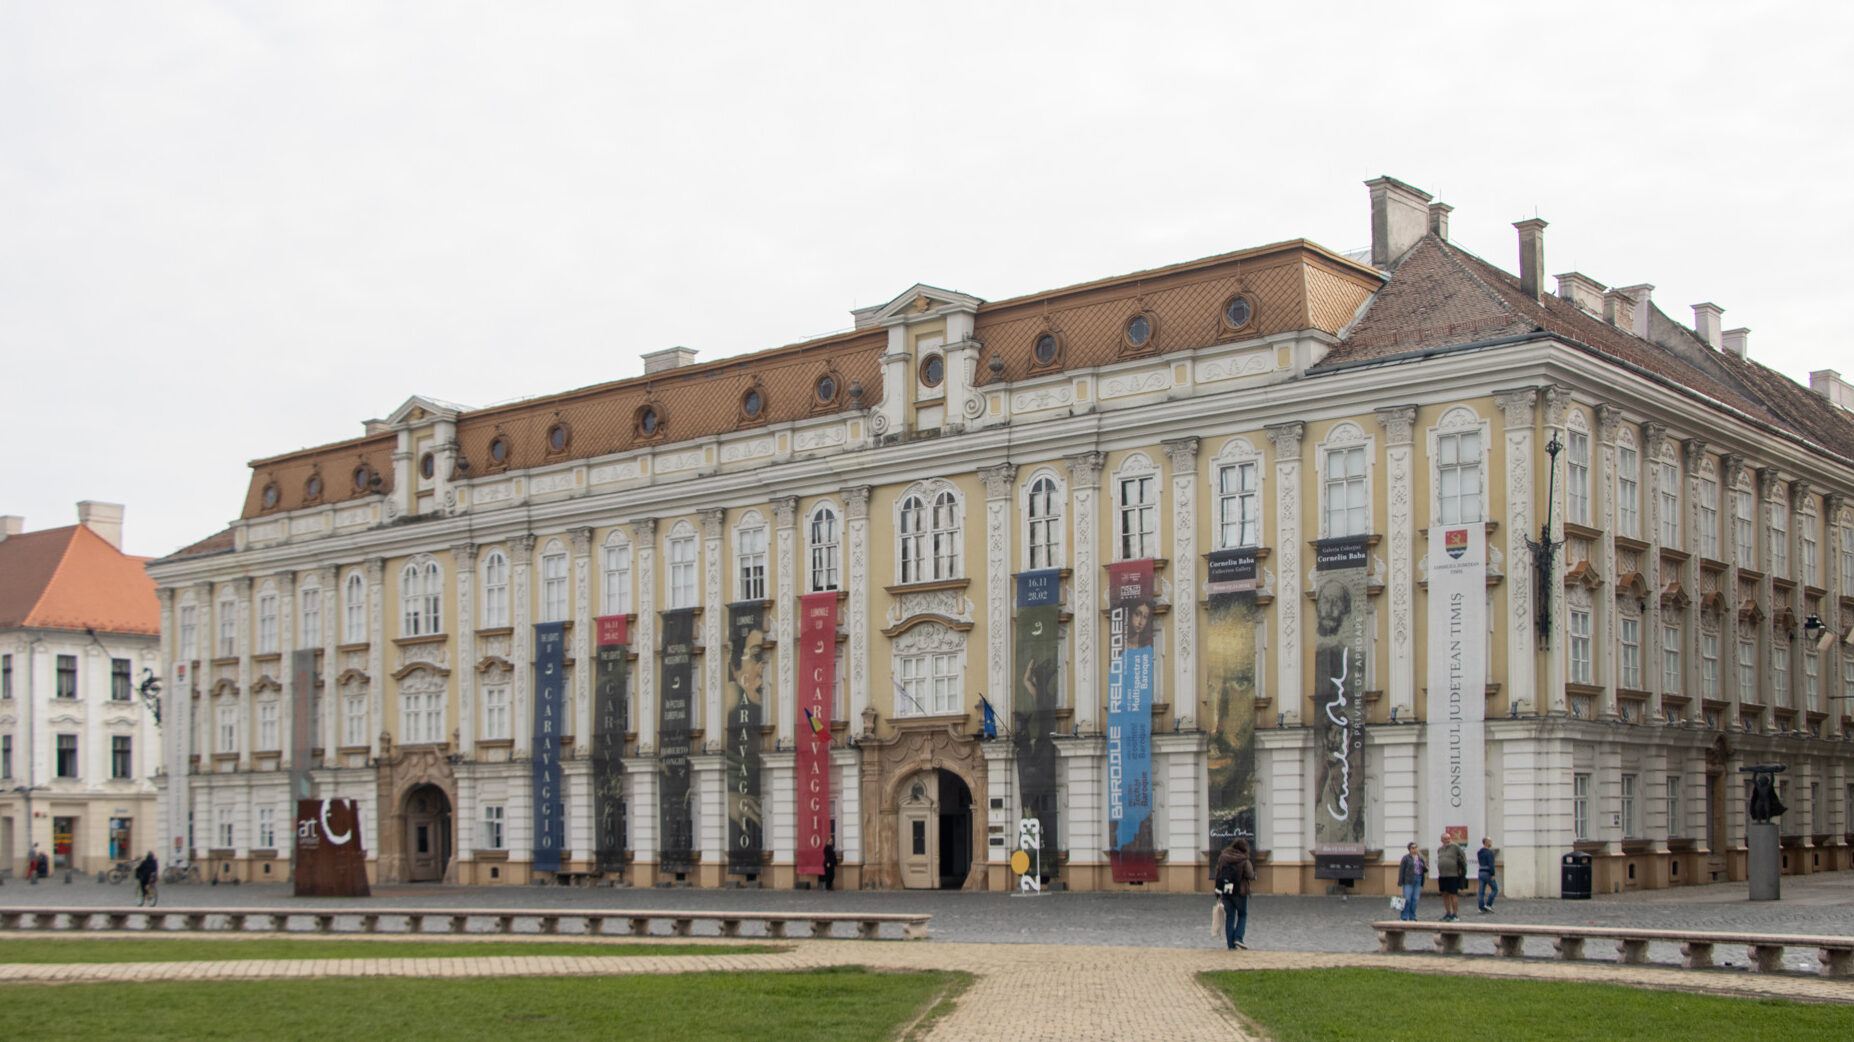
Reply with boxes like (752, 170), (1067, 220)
(147, 177), (1854, 898)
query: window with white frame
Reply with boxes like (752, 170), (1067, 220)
(540, 544), (568, 623)
(1027, 477), (1062, 568)
(402, 684), (444, 745)
(1616, 438), (1640, 538)
(482, 804), (506, 849)
(1737, 637), (1757, 702)
(667, 527), (697, 608)
(401, 559), (442, 636)
(1701, 630), (1720, 700)
(216, 806), (234, 849)
(1698, 469), (1720, 559)
(482, 550), (510, 628)
(218, 705), (238, 754)
(896, 651), (960, 717)
(483, 683), (511, 741)
(1667, 775), (1683, 836)
(300, 586), (322, 648)
(1619, 616), (1642, 689)
(257, 701), (279, 751)
(1573, 773), (1591, 839)
(1620, 773), (1637, 837)
(931, 490), (960, 578)
(736, 520), (768, 602)
(1770, 493), (1789, 577)
(1323, 444), (1368, 537)
(1772, 645), (1790, 708)
(1731, 482), (1755, 567)
(1800, 506), (1819, 586)
(343, 692), (368, 747)
(1657, 459), (1680, 546)
(898, 486), (961, 583)
(1663, 623), (1682, 693)
(1569, 608), (1593, 685)
(179, 605), (197, 661)
(1804, 651), (1819, 712)
(1845, 658), (1854, 706)
(1218, 460), (1261, 547)
(256, 589), (279, 654)
(899, 494), (928, 583)
(601, 541), (632, 615)
(1841, 514), (1854, 592)
(343, 572), (366, 643)
(257, 806), (276, 849)
(808, 504), (841, 591)
(1566, 424), (1591, 526)
(1118, 473), (1157, 560)
(218, 597), (237, 658)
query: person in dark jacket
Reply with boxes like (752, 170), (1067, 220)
(1212, 838), (1257, 950)
(135, 851), (159, 906)
(1396, 842), (1426, 921)
(821, 843), (838, 891)
(1435, 834), (1467, 922)
(1476, 837), (1499, 912)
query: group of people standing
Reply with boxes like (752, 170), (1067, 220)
(1398, 835), (1498, 922)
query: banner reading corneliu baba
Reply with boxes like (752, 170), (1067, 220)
(1426, 524), (1486, 847)
(1311, 536), (1368, 880)
(1205, 548), (1260, 856)
(532, 621), (567, 873)
(592, 614), (629, 875)
(725, 603), (767, 876)
(658, 608), (695, 876)
(1014, 569), (1062, 878)
(796, 592), (836, 877)
(1107, 559), (1157, 882)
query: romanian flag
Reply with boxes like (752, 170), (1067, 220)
(805, 706), (832, 743)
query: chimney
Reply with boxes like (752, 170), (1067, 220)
(1427, 202), (1453, 242)
(1721, 328), (1750, 359)
(1810, 370), (1854, 413)
(1366, 176), (1433, 267)
(1553, 272), (1606, 315)
(1514, 219), (1548, 302)
(0, 516), (22, 542)
(1617, 284), (1653, 339)
(1603, 289), (1636, 331)
(642, 346), (699, 374)
(77, 501), (124, 549)
(1692, 303), (1724, 348)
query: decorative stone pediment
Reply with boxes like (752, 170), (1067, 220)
(382, 395), (467, 429)
(851, 283), (983, 329)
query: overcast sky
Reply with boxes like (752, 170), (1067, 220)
(5, 2), (1851, 559)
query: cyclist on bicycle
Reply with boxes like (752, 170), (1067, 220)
(135, 851), (159, 907)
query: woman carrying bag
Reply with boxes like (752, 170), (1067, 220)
(1212, 839), (1257, 950)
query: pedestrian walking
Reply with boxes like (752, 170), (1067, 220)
(1476, 837), (1499, 912)
(1396, 841), (1425, 921)
(821, 843), (838, 891)
(26, 843), (39, 884)
(135, 851), (159, 907)
(1436, 833), (1466, 921)
(1212, 838), (1257, 950)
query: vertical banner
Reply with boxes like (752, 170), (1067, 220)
(1205, 548), (1260, 856)
(1312, 536), (1369, 879)
(592, 614), (630, 874)
(289, 648), (316, 804)
(293, 798), (370, 897)
(724, 604), (767, 875)
(657, 609), (695, 876)
(532, 621), (566, 873)
(1106, 559), (1158, 882)
(796, 592), (837, 876)
(1426, 525), (1487, 847)
(1014, 569), (1062, 877)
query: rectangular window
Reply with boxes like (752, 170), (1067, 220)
(1771, 646), (1790, 709)
(1620, 773), (1637, 838)
(483, 553), (510, 629)
(1662, 624), (1682, 693)
(258, 806), (276, 849)
(1737, 638), (1757, 703)
(1800, 513), (1818, 585)
(483, 685), (511, 741)
(482, 804), (505, 850)
(111, 735), (132, 779)
(1323, 446), (1368, 537)
(810, 509), (843, 590)
(1732, 487), (1755, 566)
(668, 534), (697, 609)
(930, 492), (960, 579)
(1218, 461), (1261, 547)
(179, 606), (197, 661)
(56, 654), (77, 698)
(541, 552), (569, 622)
(56, 733), (78, 778)
(1026, 481), (1060, 570)
(1699, 476), (1720, 559)
(216, 807), (234, 849)
(300, 588), (322, 647)
(343, 575), (366, 644)
(111, 658), (132, 701)
(219, 598), (238, 657)
(601, 544), (632, 616)
(737, 526), (768, 602)
(258, 702), (280, 751)
(1770, 501), (1789, 577)
(1567, 429), (1591, 525)
(1804, 652), (1820, 712)
(1844, 659), (1854, 707)
(256, 592), (278, 654)
(1616, 443), (1639, 538)
(1573, 772), (1591, 840)
(344, 694), (368, 748)
(1619, 617), (1641, 689)
(1568, 609), (1593, 685)
(1, 653), (9, 698)
(1701, 632), (1720, 700)
(1657, 461), (1680, 546)
(896, 653), (960, 718)
(219, 705), (239, 754)
(1, 734), (11, 779)
(1119, 475), (1157, 560)
(1841, 525), (1854, 593)
(1667, 775), (1682, 837)
(403, 691), (443, 745)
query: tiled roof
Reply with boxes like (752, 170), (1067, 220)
(0, 524), (160, 636)
(153, 527), (237, 565)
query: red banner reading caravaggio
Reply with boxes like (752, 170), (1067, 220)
(795, 592), (837, 876)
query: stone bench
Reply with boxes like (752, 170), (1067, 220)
(0, 907), (930, 941)
(1372, 920), (1854, 978)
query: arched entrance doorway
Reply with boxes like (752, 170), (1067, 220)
(402, 784), (452, 882)
(896, 769), (973, 889)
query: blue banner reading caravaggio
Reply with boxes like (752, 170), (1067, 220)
(532, 621), (566, 873)
(657, 609), (695, 876)
(1013, 569), (1062, 878)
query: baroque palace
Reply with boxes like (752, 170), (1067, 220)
(146, 177), (1854, 898)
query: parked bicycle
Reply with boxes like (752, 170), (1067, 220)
(161, 860), (202, 885)
(104, 858), (136, 885)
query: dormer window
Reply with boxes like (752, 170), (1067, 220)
(1125, 314), (1153, 348)
(1034, 333), (1060, 366)
(815, 374), (838, 404)
(919, 354), (944, 388)
(545, 422), (570, 454)
(488, 436), (509, 465)
(1223, 295), (1253, 330)
(419, 453), (435, 480)
(261, 483), (280, 510)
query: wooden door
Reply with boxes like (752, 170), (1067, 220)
(898, 775), (938, 889)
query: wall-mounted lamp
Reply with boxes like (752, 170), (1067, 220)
(138, 669), (164, 725)
(1276, 711), (1285, 728)
(1509, 700), (1523, 720)
(1389, 706), (1400, 724)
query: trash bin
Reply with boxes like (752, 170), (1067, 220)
(1561, 851), (1592, 900)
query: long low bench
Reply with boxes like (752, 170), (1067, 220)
(0, 907), (930, 941)
(1372, 920), (1853, 978)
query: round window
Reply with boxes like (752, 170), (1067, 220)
(547, 424), (568, 452)
(816, 374), (837, 403)
(489, 437), (508, 464)
(353, 466), (372, 491)
(920, 354), (944, 387)
(640, 408), (659, 436)
(420, 453), (435, 479)
(1126, 315), (1152, 347)
(743, 389), (763, 418)
(1034, 334), (1058, 365)
(305, 475), (322, 500)
(262, 484), (279, 509)
(1224, 296), (1252, 329)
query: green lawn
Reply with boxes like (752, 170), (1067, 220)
(1206, 968), (1854, 1042)
(0, 968), (967, 1042)
(0, 937), (777, 963)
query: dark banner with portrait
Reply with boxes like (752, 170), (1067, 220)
(795, 592), (836, 876)
(1106, 559), (1158, 882)
(1311, 536), (1369, 878)
(1205, 548), (1260, 857)
(294, 798), (370, 897)
(725, 603), (766, 876)
(289, 648), (316, 804)
(532, 621), (567, 873)
(592, 614), (629, 875)
(657, 608), (695, 876)
(1014, 569), (1062, 875)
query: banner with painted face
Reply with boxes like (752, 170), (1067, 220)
(1311, 536), (1369, 878)
(592, 614), (629, 874)
(1106, 559), (1158, 882)
(532, 621), (567, 873)
(1014, 569), (1062, 878)
(290, 648), (316, 804)
(294, 797), (370, 897)
(1205, 548), (1260, 857)
(725, 603), (767, 876)
(1426, 525), (1486, 849)
(657, 608), (695, 876)
(796, 592), (836, 876)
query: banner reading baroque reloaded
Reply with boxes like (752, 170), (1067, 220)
(1426, 524), (1486, 847)
(592, 614), (629, 875)
(1014, 569), (1062, 877)
(1205, 548), (1260, 856)
(1107, 559), (1157, 882)
(1311, 537), (1368, 879)
(657, 609), (695, 876)
(725, 603), (766, 876)
(796, 592), (836, 877)
(532, 621), (566, 873)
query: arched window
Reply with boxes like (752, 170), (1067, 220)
(482, 550), (510, 628)
(343, 572), (367, 644)
(931, 490), (959, 578)
(735, 514), (768, 601)
(540, 540), (569, 622)
(899, 494), (927, 583)
(1027, 475), (1062, 569)
(600, 537), (632, 616)
(400, 558), (442, 637)
(808, 503), (840, 592)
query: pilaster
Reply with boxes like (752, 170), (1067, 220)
(843, 487), (872, 730)
(1162, 437), (1200, 725)
(630, 520), (658, 751)
(1264, 423), (1304, 718)
(979, 463), (1017, 726)
(1375, 406), (1417, 717)
(1064, 453), (1105, 732)
(1495, 389), (1539, 715)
